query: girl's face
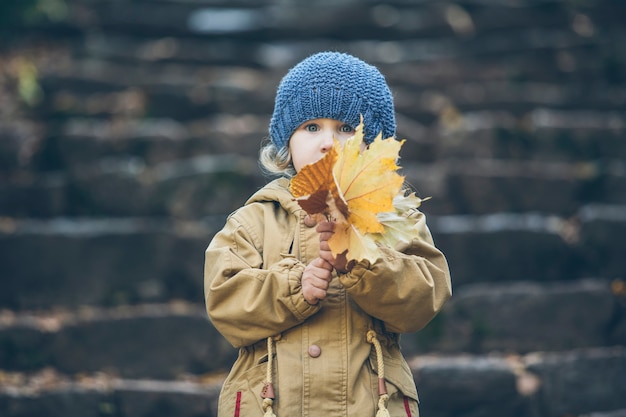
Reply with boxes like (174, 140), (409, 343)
(289, 118), (355, 172)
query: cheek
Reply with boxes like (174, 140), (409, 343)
(291, 154), (304, 172)
(335, 130), (357, 144)
(291, 146), (322, 172)
(289, 144), (307, 172)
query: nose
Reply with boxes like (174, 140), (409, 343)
(319, 131), (335, 153)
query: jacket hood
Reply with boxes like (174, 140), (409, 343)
(245, 177), (301, 215)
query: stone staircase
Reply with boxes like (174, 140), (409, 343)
(1, 0), (625, 416)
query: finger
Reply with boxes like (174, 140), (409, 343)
(316, 221), (335, 233)
(311, 287), (327, 302)
(314, 273), (331, 288)
(304, 290), (320, 305)
(318, 231), (334, 243)
(314, 257), (333, 271)
(305, 275), (329, 291)
(319, 249), (334, 265)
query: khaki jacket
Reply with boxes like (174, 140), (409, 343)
(205, 178), (451, 417)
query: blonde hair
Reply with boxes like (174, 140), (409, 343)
(259, 138), (296, 178)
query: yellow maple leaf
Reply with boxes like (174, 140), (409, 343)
(290, 121), (406, 262)
(334, 123), (405, 234)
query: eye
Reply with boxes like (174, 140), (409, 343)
(304, 123), (319, 132)
(339, 124), (354, 133)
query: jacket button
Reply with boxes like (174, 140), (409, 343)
(308, 344), (322, 358)
(303, 215), (317, 228)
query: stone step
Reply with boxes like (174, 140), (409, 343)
(35, 61), (275, 121)
(0, 121), (44, 176)
(0, 347), (625, 417)
(0, 216), (221, 310)
(33, 116), (268, 173)
(407, 158), (626, 215)
(2, 153), (625, 218)
(403, 278), (626, 356)
(66, 24), (622, 83)
(414, 346), (626, 417)
(0, 368), (222, 417)
(430, 204), (626, 286)
(7, 2), (621, 128)
(416, 110), (626, 162)
(34, 0), (618, 43)
(1, 206), (625, 310)
(4, 112), (624, 181)
(20, 4), (623, 121)
(0, 303), (235, 379)
(1, 279), (623, 379)
(0, 153), (265, 218)
(5, 119), (625, 205)
(1, 1), (621, 415)
(32, 51), (625, 121)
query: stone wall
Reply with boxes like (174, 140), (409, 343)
(1, 1), (625, 416)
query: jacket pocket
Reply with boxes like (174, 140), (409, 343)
(218, 354), (270, 417)
(370, 353), (420, 417)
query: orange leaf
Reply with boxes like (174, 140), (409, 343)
(291, 143), (346, 218)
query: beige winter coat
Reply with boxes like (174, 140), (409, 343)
(204, 177), (451, 417)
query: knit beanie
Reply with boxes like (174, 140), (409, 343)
(269, 51), (396, 149)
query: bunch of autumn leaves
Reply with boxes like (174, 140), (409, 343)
(289, 122), (427, 264)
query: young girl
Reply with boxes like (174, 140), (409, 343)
(204, 51), (452, 417)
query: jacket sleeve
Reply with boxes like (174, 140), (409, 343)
(338, 210), (452, 334)
(204, 209), (320, 348)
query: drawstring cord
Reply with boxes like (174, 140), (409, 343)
(261, 336), (277, 417)
(367, 330), (391, 417)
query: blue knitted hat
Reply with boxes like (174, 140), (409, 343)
(269, 51), (396, 149)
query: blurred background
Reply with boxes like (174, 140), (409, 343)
(1, 0), (625, 416)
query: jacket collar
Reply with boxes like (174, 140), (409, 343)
(245, 177), (301, 215)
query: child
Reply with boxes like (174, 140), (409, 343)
(204, 51), (452, 417)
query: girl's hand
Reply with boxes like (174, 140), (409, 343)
(302, 257), (333, 305)
(316, 221), (353, 274)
